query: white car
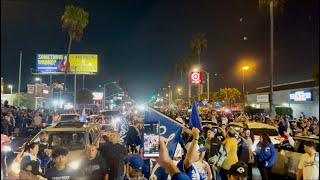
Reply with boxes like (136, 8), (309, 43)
(228, 122), (283, 151)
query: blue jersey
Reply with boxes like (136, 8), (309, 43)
(177, 159), (203, 180)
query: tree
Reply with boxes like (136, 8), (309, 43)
(76, 88), (93, 107)
(191, 33), (207, 65)
(61, 5), (89, 93)
(275, 106), (293, 116)
(258, 0), (286, 116)
(211, 91), (223, 102)
(218, 88), (241, 107)
(13, 93), (35, 109)
(191, 33), (207, 100)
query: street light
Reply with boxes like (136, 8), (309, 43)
(242, 66), (250, 111)
(35, 77), (42, 84)
(8, 85), (13, 94)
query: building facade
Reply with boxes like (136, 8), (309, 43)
(247, 80), (319, 119)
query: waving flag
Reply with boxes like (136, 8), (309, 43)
(117, 116), (130, 146)
(144, 107), (183, 180)
(189, 100), (203, 130)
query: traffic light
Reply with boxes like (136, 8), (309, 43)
(150, 95), (155, 100)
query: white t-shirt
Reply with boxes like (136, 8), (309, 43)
(194, 161), (209, 180)
(221, 117), (228, 125)
(298, 152), (319, 180)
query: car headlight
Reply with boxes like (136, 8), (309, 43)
(114, 117), (121, 123)
(252, 144), (257, 152)
(68, 160), (81, 170)
(4, 146), (12, 152)
(11, 161), (20, 174)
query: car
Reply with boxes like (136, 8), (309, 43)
(228, 122), (283, 151)
(272, 136), (319, 178)
(99, 110), (128, 128)
(9, 121), (101, 178)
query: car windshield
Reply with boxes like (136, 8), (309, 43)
(251, 128), (279, 136)
(60, 115), (78, 121)
(33, 131), (86, 150)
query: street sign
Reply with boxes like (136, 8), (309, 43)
(190, 72), (203, 84)
(118, 93), (125, 96)
(27, 86), (35, 94)
(215, 102), (220, 107)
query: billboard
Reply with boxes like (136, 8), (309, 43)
(190, 72), (203, 84)
(92, 92), (103, 100)
(257, 94), (269, 103)
(36, 54), (98, 73)
(290, 90), (312, 102)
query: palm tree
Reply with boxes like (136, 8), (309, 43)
(191, 33), (207, 101)
(190, 33), (207, 66)
(61, 5), (89, 93)
(258, 0), (285, 116)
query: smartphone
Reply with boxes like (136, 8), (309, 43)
(143, 121), (160, 158)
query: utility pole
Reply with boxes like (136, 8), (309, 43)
(269, 1), (275, 117)
(18, 51), (22, 107)
(74, 68), (77, 113)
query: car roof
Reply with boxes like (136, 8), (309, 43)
(229, 122), (278, 130)
(44, 122), (99, 131)
(293, 136), (319, 143)
(60, 114), (79, 116)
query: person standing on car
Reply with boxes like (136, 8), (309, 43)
(255, 133), (276, 180)
(297, 141), (319, 180)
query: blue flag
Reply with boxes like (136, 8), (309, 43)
(117, 116), (130, 146)
(189, 100), (203, 130)
(144, 107), (183, 180)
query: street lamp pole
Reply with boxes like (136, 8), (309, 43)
(8, 85), (13, 106)
(202, 70), (210, 100)
(18, 51), (22, 107)
(242, 66), (249, 111)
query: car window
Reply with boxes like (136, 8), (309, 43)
(251, 128), (279, 136)
(44, 132), (86, 150)
(60, 115), (78, 121)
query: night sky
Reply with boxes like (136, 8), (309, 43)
(1, 0), (319, 101)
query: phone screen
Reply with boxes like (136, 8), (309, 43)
(143, 121), (160, 158)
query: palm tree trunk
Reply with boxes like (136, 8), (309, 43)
(63, 36), (73, 93)
(269, 1), (274, 116)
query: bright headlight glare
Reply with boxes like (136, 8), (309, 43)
(69, 160), (80, 170)
(137, 104), (145, 111)
(4, 146), (12, 152)
(11, 162), (20, 174)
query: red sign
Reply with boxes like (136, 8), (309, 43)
(190, 72), (203, 84)
(41, 89), (49, 94)
(27, 86), (35, 94)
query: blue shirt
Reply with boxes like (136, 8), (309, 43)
(255, 142), (276, 167)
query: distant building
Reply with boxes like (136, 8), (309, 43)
(247, 79), (319, 119)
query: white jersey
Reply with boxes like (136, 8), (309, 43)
(194, 161), (209, 180)
(298, 152), (319, 180)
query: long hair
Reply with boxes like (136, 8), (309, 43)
(260, 133), (271, 150)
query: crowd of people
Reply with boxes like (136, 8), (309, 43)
(1, 102), (319, 180)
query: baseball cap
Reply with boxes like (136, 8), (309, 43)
(20, 160), (43, 176)
(229, 161), (248, 178)
(198, 144), (206, 153)
(125, 154), (144, 170)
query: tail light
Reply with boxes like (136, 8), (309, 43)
(274, 137), (285, 141)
